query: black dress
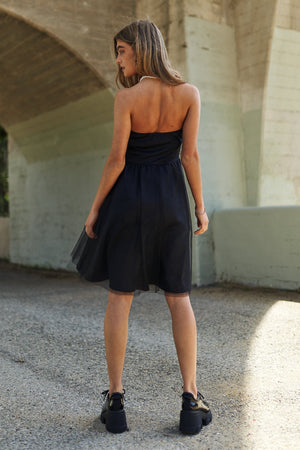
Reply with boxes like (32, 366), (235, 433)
(71, 129), (192, 293)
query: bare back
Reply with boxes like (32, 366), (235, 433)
(127, 80), (196, 133)
(110, 79), (200, 171)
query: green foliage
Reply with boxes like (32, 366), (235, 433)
(0, 126), (9, 216)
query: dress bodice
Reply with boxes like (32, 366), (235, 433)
(126, 129), (183, 165)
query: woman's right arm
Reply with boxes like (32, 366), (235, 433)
(181, 85), (209, 235)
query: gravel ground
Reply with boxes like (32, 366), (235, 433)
(0, 263), (299, 449)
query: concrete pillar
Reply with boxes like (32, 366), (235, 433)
(233, 0), (277, 206)
(258, 0), (300, 205)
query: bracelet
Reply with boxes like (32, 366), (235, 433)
(195, 207), (206, 215)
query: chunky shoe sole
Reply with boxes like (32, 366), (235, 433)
(179, 409), (212, 435)
(100, 409), (128, 433)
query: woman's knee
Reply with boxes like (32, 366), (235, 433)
(165, 292), (190, 311)
(107, 290), (134, 313)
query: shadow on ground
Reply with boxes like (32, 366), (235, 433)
(0, 263), (299, 449)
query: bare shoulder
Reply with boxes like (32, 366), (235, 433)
(115, 86), (139, 109)
(114, 88), (131, 104)
(178, 83), (200, 102)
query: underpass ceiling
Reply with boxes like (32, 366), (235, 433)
(0, 10), (106, 128)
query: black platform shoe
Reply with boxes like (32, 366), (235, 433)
(100, 390), (128, 433)
(179, 391), (212, 435)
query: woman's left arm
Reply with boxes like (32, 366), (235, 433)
(85, 90), (131, 238)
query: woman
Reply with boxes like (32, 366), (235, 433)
(71, 20), (212, 435)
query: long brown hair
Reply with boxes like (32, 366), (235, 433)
(113, 20), (185, 88)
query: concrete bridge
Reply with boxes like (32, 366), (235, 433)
(0, 0), (299, 289)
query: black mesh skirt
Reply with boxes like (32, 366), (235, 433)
(71, 130), (192, 294)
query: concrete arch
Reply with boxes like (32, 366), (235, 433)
(0, 7), (107, 129)
(0, 0), (136, 89)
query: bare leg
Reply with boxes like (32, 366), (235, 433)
(104, 290), (133, 394)
(165, 293), (198, 398)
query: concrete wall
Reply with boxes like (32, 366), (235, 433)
(213, 206), (300, 291)
(0, 217), (9, 259)
(8, 90), (114, 268)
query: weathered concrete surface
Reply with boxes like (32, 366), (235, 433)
(233, 0), (276, 206)
(0, 263), (299, 449)
(185, 15), (246, 285)
(0, 0), (135, 90)
(213, 206), (300, 291)
(8, 89), (114, 270)
(0, 11), (106, 129)
(259, 21), (300, 206)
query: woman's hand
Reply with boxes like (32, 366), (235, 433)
(194, 208), (209, 235)
(85, 209), (99, 239)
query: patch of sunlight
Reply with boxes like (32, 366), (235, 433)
(244, 300), (300, 449)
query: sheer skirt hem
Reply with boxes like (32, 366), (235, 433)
(69, 263), (190, 297)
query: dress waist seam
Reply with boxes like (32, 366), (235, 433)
(125, 157), (181, 167)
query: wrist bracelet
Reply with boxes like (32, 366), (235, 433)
(195, 207), (206, 215)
